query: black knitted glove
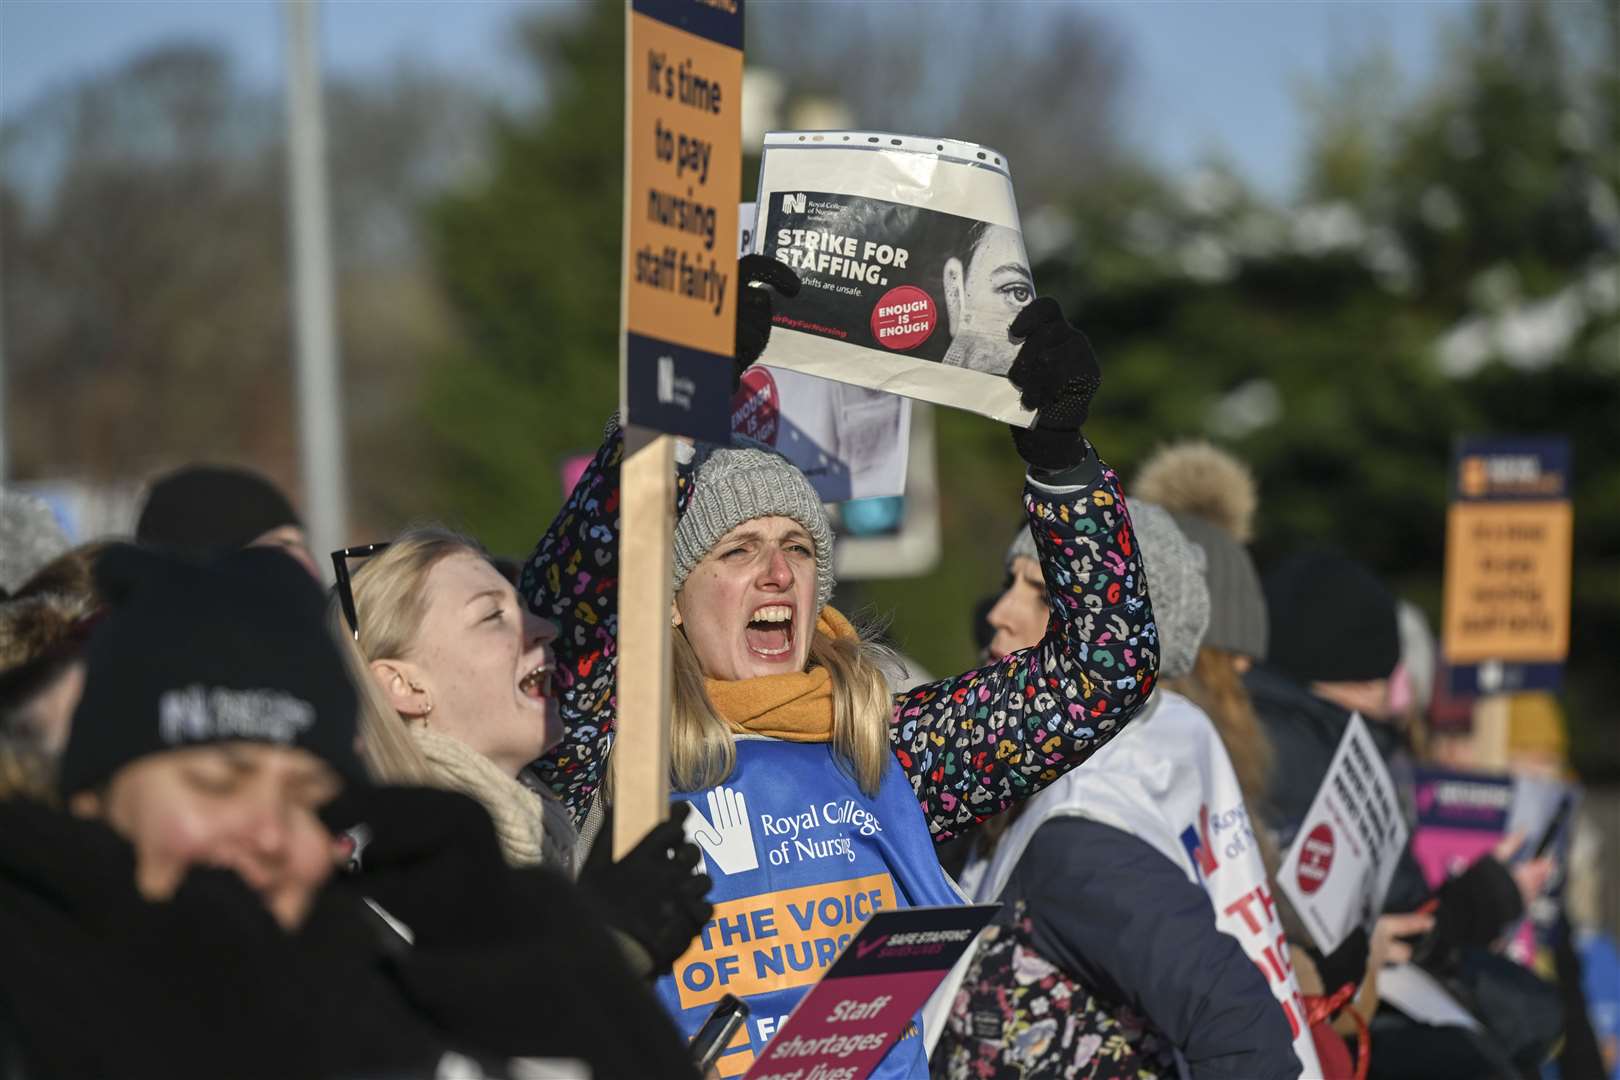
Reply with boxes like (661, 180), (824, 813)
(1411, 855), (1524, 973)
(579, 806), (714, 974)
(1307, 926), (1370, 999)
(735, 254), (801, 384)
(1005, 297), (1102, 473)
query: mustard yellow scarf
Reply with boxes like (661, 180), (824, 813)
(702, 605), (856, 742)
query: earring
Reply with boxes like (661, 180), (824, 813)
(421, 700), (434, 716)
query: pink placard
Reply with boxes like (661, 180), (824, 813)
(743, 904), (996, 1080)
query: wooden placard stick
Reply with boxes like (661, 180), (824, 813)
(613, 425), (676, 858)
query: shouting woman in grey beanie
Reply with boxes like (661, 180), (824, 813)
(520, 275), (1159, 1077)
(940, 503), (1312, 1080)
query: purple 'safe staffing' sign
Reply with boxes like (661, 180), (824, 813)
(744, 905), (997, 1080)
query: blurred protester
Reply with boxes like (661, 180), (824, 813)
(0, 545), (695, 1079)
(938, 504), (1300, 1080)
(335, 525), (712, 978)
(1393, 600), (1439, 764)
(1132, 440), (1273, 823)
(0, 491), (69, 600)
(1504, 691), (1572, 783)
(135, 464), (319, 578)
(523, 273), (1158, 1073)
(0, 543), (108, 757)
(0, 545), (443, 1078)
(1252, 551), (1560, 1078)
(1134, 440), (1415, 1070)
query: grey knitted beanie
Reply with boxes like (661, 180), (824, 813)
(672, 446), (835, 608)
(1171, 512), (1268, 662)
(1004, 525), (1039, 571)
(1132, 502), (1210, 681)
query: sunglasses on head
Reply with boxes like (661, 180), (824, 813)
(331, 542), (391, 640)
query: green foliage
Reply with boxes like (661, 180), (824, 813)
(422, 4), (625, 554)
(423, 0), (1620, 774)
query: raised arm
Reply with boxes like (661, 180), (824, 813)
(520, 422), (699, 821)
(519, 425), (625, 819)
(893, 298), (1158, 838)
(890, 444), (1157, 840)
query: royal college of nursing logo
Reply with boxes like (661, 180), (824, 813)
(1180, 804), (1219, 879)
(781, 192), (807, 214)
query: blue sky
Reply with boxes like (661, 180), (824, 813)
(1, 0), (1473, 198)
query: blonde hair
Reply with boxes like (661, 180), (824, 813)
(669, 619), (895, 797)
(332, 525), (490, 787)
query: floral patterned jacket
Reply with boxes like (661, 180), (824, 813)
(519, 425), (1158, 842)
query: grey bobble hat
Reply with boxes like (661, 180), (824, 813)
(1171, 512), (1269, 662)
(1131, 502), (1210, 681)
(673, 446), (835, 608)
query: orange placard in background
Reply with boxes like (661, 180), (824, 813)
(1441, 500), (1573, 664)
(1438, 437), (1572, 695)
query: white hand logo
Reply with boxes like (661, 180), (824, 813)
(684, 786), (760, 876)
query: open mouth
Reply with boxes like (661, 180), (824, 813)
(744, 604), (795, 660)
(518, 663), (553, 701)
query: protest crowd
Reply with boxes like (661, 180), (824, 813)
(0, 242), (1604, 1079)
(0, 0), (1612, 1061)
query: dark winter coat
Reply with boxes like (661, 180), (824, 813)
(1243, 665), (1563, 1078)
(0, 791), (699, 1080)
(326, 785), (700, 1080)
(933, 817), (1299, 1080)
(0, 797), (448, 1080)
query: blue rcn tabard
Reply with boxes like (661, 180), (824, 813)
(658, 736), (964, 1080)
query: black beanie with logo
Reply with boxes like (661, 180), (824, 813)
(1263, 551), (1401, 685)
(57, 545), (362, 796)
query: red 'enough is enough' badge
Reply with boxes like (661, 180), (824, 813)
(1296, 823), (1335, 896)
(870, 285), (936, 351)
(732, 366), (780, 446)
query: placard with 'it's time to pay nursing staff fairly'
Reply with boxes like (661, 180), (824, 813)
(1440, 436), (1573, 695)
(622, 0), (742, 441)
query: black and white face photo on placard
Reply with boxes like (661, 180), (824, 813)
(940, 222), (1034, 375)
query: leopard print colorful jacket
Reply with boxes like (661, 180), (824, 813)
(519, 427), (1158, 842)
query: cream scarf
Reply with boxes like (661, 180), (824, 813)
(410, 726), (577, 873)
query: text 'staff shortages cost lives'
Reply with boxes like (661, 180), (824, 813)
(1440, 435), (1573, 695)
(623, 0), (742, 441)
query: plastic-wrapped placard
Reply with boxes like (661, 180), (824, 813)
(735, 202), (911, 503)
(752, 132), (1036, 426)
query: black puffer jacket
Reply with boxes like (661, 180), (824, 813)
(0, 798), (450, 1080)
(0, 793), (699, 1080)
(326, 785), (700, 1080)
